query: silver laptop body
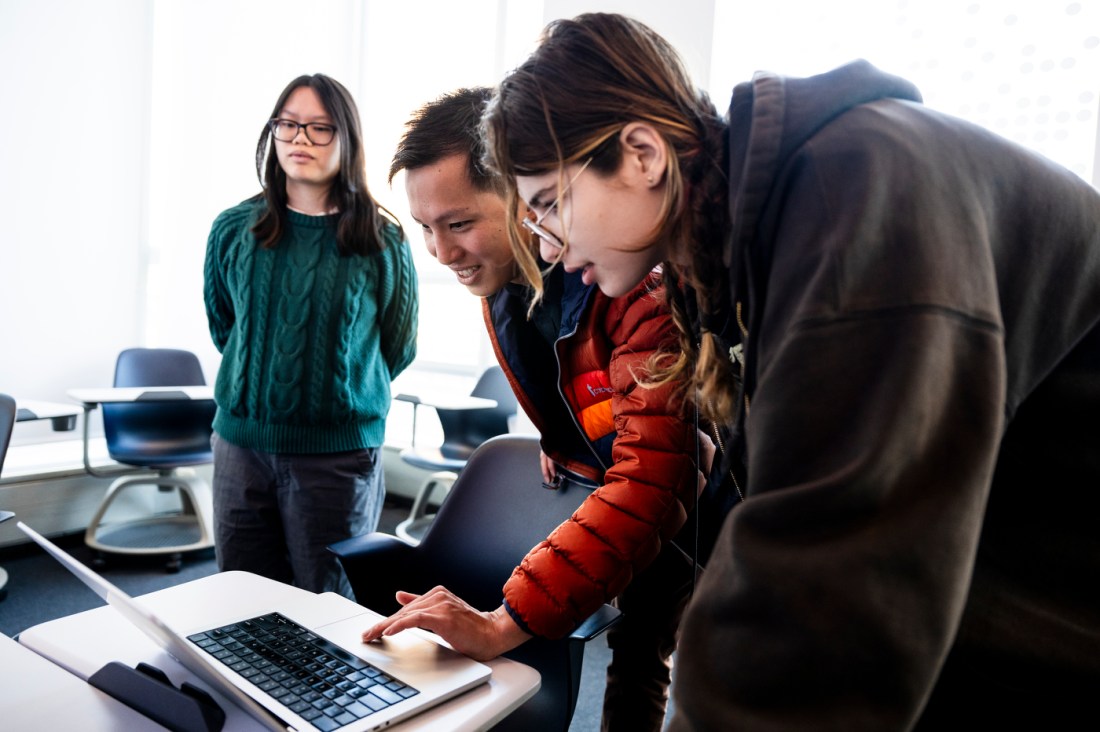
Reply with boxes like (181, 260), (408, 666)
(17, 521), (491, 732)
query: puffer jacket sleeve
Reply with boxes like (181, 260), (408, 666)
(502, 277), (700, 638)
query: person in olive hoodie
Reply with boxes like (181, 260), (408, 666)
(483, 12), (1100, 731)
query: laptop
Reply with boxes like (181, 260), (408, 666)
(16, 521), (492, 732)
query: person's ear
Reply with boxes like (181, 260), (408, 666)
(619, 122), (668, 188)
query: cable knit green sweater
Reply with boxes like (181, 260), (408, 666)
(203, 198), (418, 454)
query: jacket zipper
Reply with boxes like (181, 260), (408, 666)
(554, 324), (609, 473)
(709, 417), (744, 502)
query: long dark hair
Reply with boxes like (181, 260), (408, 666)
(483, 13), (735, 420)
(252, 73), (400, 256)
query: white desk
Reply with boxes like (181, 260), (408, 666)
(14, 398), (81, 431)
(392, 393), (497, 411)
(393, 393), (497, 449)
(68, 386), (216, 405)
(1, 633), (159, 730)
(18, 571), (539, 731)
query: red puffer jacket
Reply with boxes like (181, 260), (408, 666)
(484, 269), (701, 639)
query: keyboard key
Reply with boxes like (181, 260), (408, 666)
(361, 693), (390, 712)
(313, 717), (340, 732)
(345, 701), (370, 718)
(370, 686), (403, 705)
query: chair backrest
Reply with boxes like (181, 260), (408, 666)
(417, 434), (590, 608)
(102, 348), (216, 468)
(0, 393), (15, 474)
(436, 366), (518, 463)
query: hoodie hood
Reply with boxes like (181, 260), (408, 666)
(724, 60), (922, 272)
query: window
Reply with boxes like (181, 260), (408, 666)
(710, 0), (1100, 184)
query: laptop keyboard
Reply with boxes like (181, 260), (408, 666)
(188, 612), (420, 731)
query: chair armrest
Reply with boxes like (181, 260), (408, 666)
(569, 603), (621, 642)
(329, 531), (417, 560)
(328, 532), (420, 614)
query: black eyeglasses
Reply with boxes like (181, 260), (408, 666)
(521, 158), (592, 250)
(268, 118), (337, 146)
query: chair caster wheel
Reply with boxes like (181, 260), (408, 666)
(91, 554), (108, 570)
(165, 555), (182, 573)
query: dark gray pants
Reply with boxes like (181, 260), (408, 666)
(602, 544), (695, 732)
(211, 433), (384, 599)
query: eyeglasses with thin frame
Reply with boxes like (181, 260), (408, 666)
(268, 118), (337, 146)
(521, 158), (593, 250)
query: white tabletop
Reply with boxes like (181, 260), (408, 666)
(18, 571), (538, 731)
(1, 633), (159, 730)
(14, 399), (81, 422)
(393, 393), (497, 411)
(67, 386), (215, 406)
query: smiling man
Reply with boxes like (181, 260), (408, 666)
(370, 88), (708, 732)
(403, 145), (514, 297)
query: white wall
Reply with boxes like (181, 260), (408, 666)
(0, 0), (151, 424)
(0, 0), (382, 445)
(543, 0), (715, 88)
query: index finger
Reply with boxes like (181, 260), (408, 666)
(361, 591), (419, 642)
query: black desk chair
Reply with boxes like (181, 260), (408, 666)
(0, 393), (15, 600)
(83, 348), (216, 572)
(394, 366), (517, 543)
(329, 434), (619, 732)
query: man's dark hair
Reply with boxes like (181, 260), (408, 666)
(389, 87), (500, 193)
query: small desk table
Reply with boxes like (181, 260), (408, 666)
(14, 398), (81, 432)
(18, 571), (539, 731)
(66, 385), (216, 475)
(68, 386), (216, 406)
(393, 393), (497, 449)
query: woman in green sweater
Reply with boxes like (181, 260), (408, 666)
(203, 74), (418, 597)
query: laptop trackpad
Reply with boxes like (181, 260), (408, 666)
(313, 614), (491, 688)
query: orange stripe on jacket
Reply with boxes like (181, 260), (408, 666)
(568, 371), (615, 440)
(577, 399), (614, 441)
